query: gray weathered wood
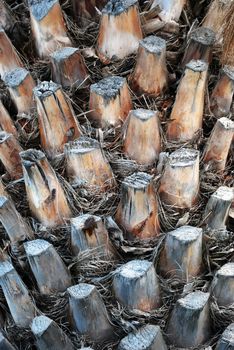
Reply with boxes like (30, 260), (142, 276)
(20, 149), (71, 228)
(215, 323), (234, 350)
(116, 172), (160, 240)
(204, 186), (233, 230)
(130, 36), (168, 96)
(0, 331), (16, 350)
(0, 260), (36, 327)
(65, 137), (115, 190)
(0, 196), (33, 243)
(97, 0), (142, 64)
(166, 291), (211, 347)
(211, 263), (234, 307)
(159, 225), (203, 281)
(123, 109), (161, 165)
(33, 81), (81, 159)
(67, 283), (113, 341)
(89, 76), (132, 127)
(118, 324), (167, 350)
(3, 68), (35, 115)
(0, 131), (23, 179)
(182, 27), (215, 67)
(70, 214), (114, 257)
(31, 315), (74, 350)
(24, 239), (71, 295)
(113, 260), (161, 312)
(159, 148), (200, 208)
(50, 47), (89, 88)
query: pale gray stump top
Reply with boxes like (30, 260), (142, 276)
(217, 117), (234, 130)
(67, 283), (95, 299)
(212, 187), (234, 201)
(222, 66), (234, 81)
(71, 214), (101, 228)
(118, 325), (163, 350)
(190, 27), (215, 46)
(28, 0), (58, 21)
(65, 137), (100, 155)
(130, 109), (156, 121)
(90, 76), (125, 100)
(186, 59), (208, 72)
(0, 131), (12, 143)
(168, 148), (199, 168)
(102, 0), (138, 15)
(215, 263), (234, 278)
(50, 47), (79, 61)
(31, 315), (53, 337)
(20, 148), (45, 166)
(168, 225), (202, 243)
(4, 68), (29, 87)
(221, 323), (234, 345)
(179, 291), (210, 310)
(33, 81), (60, 99)
(122, 172), (152, 190)
(24, 239), (52, 256)
(115, 260), (153, 279)
(139, 36), (166, 55)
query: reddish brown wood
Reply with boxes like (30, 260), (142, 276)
(28, 0), (71, 58)
(0, 99), (17, 137)
(97, 0), (143, 64)
(116, 172), (160, 240)
(89, 76), (132, 127)
(50, 47), (89, 88)
(72, 0), (107, 25)
(0, 132), (23, 179)
(34, 81), (82, 159)
(20, 149), (72, 228)
(0, 29), (23, 78)
(130, 35), (168, 96)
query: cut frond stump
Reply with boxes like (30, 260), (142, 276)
(215, 323), (234, 350)
(0, 331), (16, 350)
(203, 117), (234, 171)
(159, 148), (200, 209)
(118, 325), (167, 350)
(0, 99), (17, 137)
(181, 27), (215, 67)
(204, 186), (233, 230)
(68, 283), (113, 342)
(150, 0), (186, 22)
(211, 263), (234, 307)
(28, 0), (71, 58)
(89, 76), (132, 127)
(65, 137), (116, 190)
(34, 81), (81, 159)
(0, 196), (33, 243)
(113, 260), (161, 312)
(202, 0), (233, 43)
(24, 239), (71, 295)
(50, 47), (89, 88)
(31, 315), (74, 350)
(0, 260), (36, 327)
(116, 172), (160, 240)
(0, 29), (23, 79)
(123, 109), (161, 165)
(130, 35), (168, 96)
(72, 0), (107, 26)
(166, 291), (211, 347)
(97, 0), (143, 64)
(20, 149), (71, 228)
(0, 132), (23, 180)
(3, 68), (35, 115)
(70, 214), (114, 257)
(159, 225), (203, 281)
(167, 60), (208, 142)
(210, 65), (234, 117)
